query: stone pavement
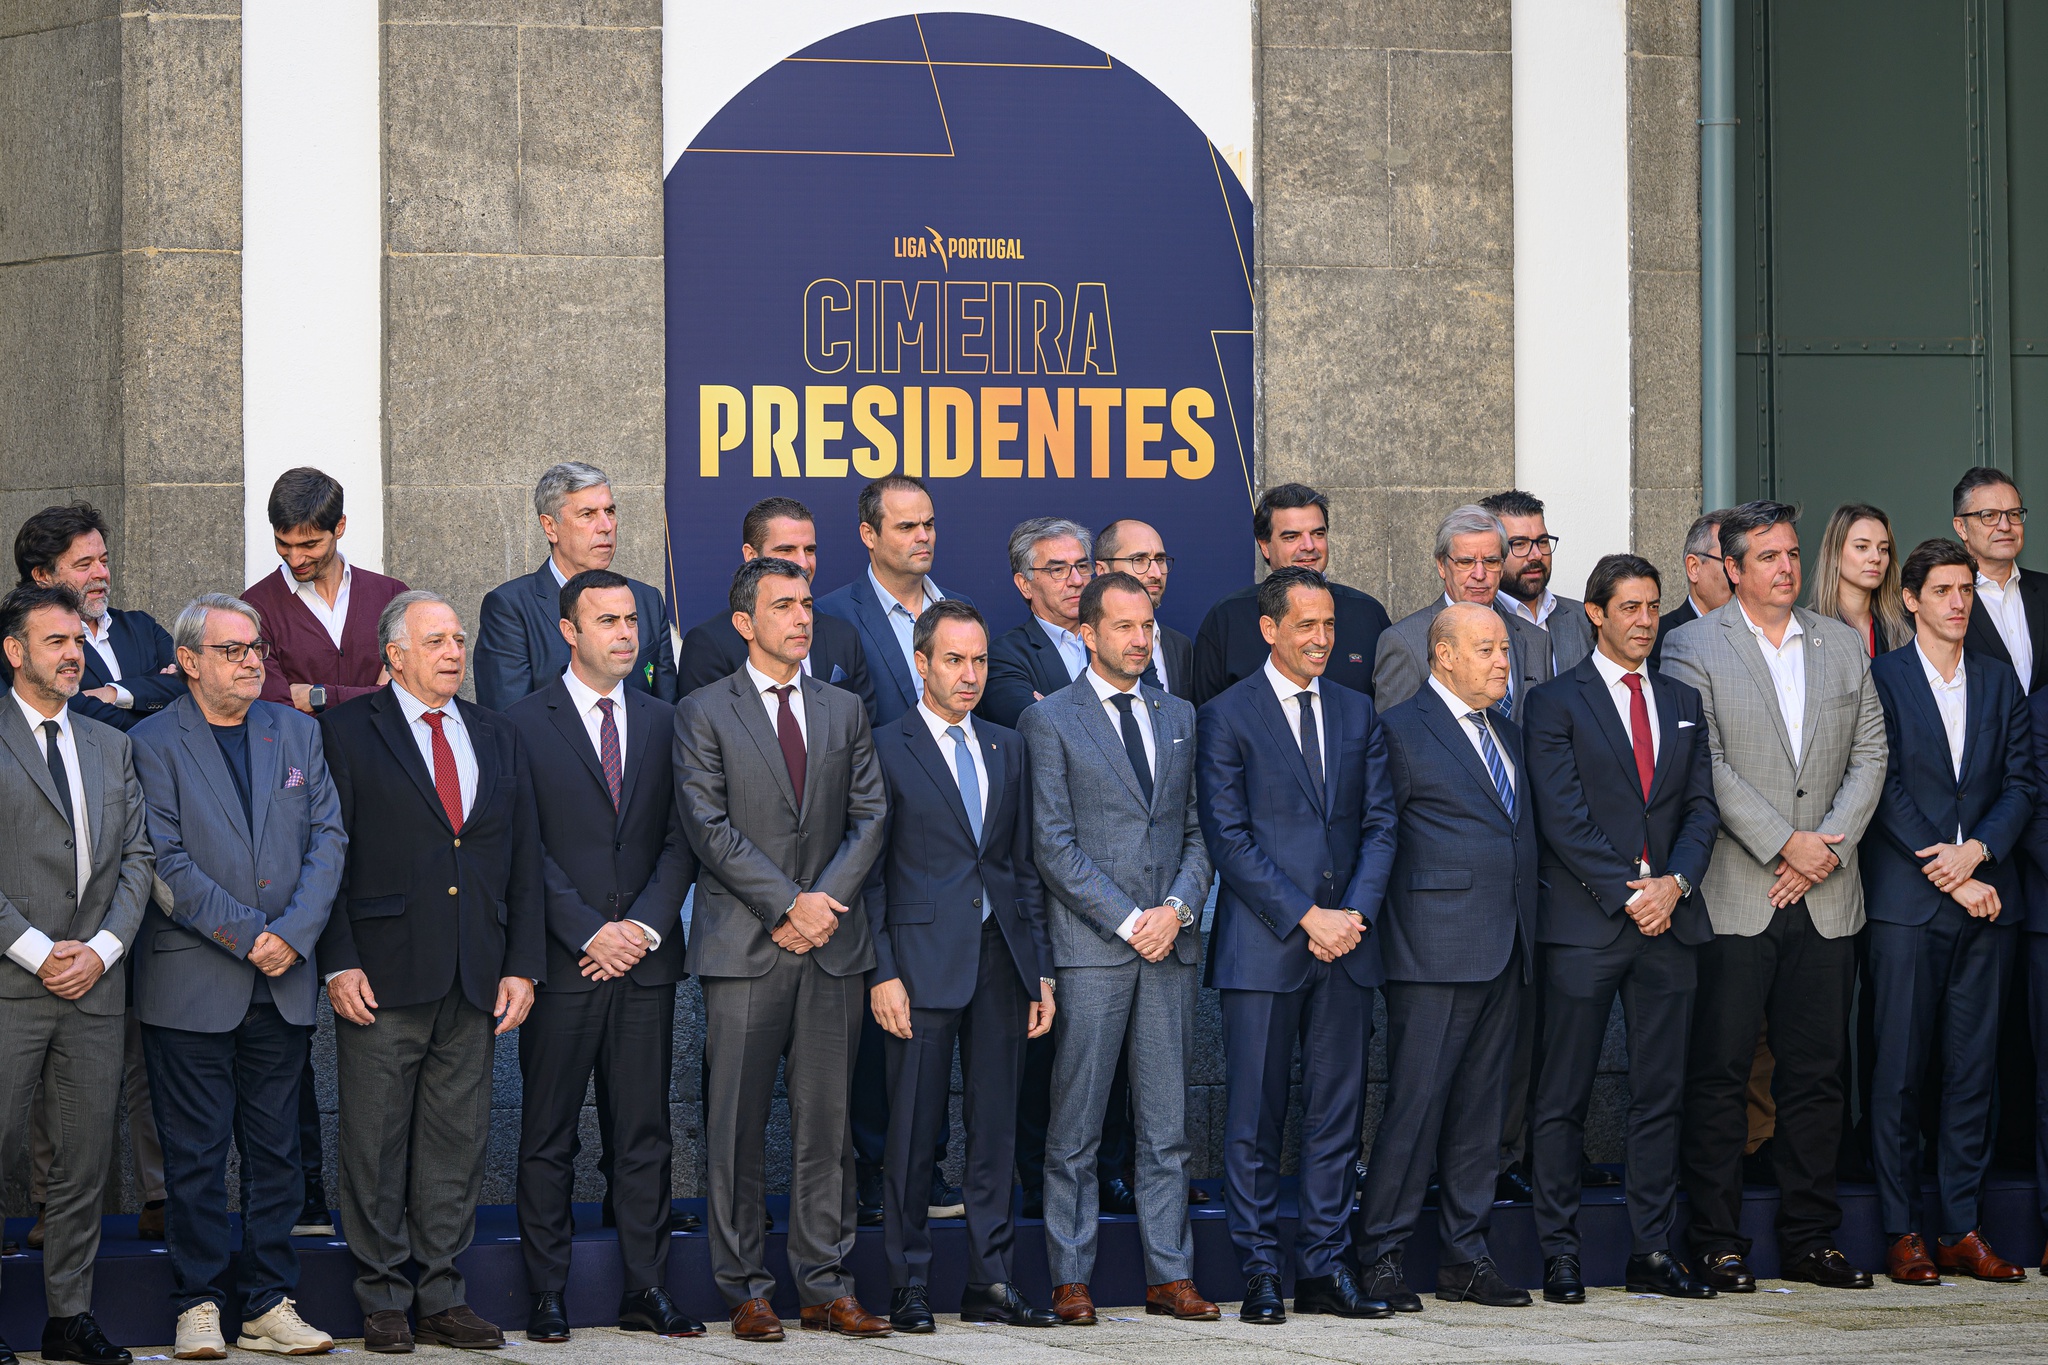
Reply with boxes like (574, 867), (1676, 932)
(118, 1276), (2048, 1365)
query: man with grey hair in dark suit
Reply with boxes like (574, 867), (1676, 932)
(0, 583), (154, 1365)
(1021, 571), (1215, 1327)
(673, 557), (891, 1342)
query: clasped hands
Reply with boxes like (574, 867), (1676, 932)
(771, 890), (849, 955)
(1915, 837), (2000, 920)
(1768, 829), (1845, 908)
(36, 940), (108, 1000)
(1300, 905), (1365, 962)
(579, 920), (650, 980)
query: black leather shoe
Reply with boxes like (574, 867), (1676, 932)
(1626, 1251), (1717, 1299)
(41, 1313), (130, 1365)
(1361, 1255), (1424, 1313)
(667, 1207), (701, 1234)
(620, 1287), (705, 1336)
(1581, 1163), (1621, 1188)
(1100, 1176), (1139, 1215)
(764, 1204), (777, 1232)
(1437, 1256), (1531, 1307)
(1493, 1166), (1535, 1205)
(1782, 1246), (1873, 1289)
(960, 1282), (1059, 1327)
(0, 1331), (15, 1365)
(1543, 1254), (1585, 1304)
(1239, 1272), (1286, 1324)
(1699, 1251), (1756, 1292)
(857, 1169), (885, 1228)
(889, 1285), (935, 1333)
(1293, 1266), (1392, 1318)
(526, 1291), (570, 1343)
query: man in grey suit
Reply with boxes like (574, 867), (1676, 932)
(129, 594), (346, 1358)
(1020, 571), (1215, 1326)
(1479, 490), (1594, 675)
(1372, 505), (1555, 714)
(0, 584), (154, 1365)
(673, 557), (891, 1342)
(1661, 500), (1887, 1292)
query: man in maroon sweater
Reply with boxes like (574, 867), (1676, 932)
(239, 466), (408, 1238)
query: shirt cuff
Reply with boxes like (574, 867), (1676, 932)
(6, 927), (55, 975)
(581, 921), (662, 953)
(323, 971), (347, 984)
(1114, 907), (1143, 942)
(112, 684), (133, 709)
(87, 930), (124, 972)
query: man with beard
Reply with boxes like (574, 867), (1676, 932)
(1479, 491), (1592, 674)
(15, 503), (183, 732)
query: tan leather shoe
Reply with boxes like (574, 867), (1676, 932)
(1934, 1230), (2026, 1283)
(1885, 1233), (1940, 1285)
(797, 1296), (891, 1337)
(1145, 1279), (1220, 1320)
(728, 1299), (784, 1342)
(1051, 1282), (1097, 1325)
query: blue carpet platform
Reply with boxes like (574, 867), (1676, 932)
(4, 1172), (2044, 1344)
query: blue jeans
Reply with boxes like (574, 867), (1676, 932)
(142, 1002), (310, 1319)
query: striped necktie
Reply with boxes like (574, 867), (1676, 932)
(1464, 711), (1515, 819)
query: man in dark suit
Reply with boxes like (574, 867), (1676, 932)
(505, 570), (703, 1341)
(475, 462), (677, 711)
(865, 599), (1059, 1332)
(1954, 466), (2048, 694)
(1864, 538), (2032, 1284)
(673, 558), (891, 1341)
(817, 476), (971, 724)
(1191, 483), (1392, 705)
(1480, 490), (1593, 675)
(1095, 519), (1194, 700)
(680, 496), (876, 719)
(2022, 674), (2048, 1274)
(978, 517), (1093, 730)
(16, 502), (183, 731)
(1524, 556), (1719, 1305)
(317, 591), (544, 1353)
(1197, 566), (1397, 1324)
(1648, 511), (1730, 672)
(1354, 602), (1537, 1312)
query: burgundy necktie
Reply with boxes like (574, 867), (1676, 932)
(1621, 673), (1654, 800)
(770, 685), (806, 803)
(597, 697), (623, 809)
(421, 710), (465, 833)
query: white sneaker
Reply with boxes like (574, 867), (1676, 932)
(238, 1297), (335, 1355)
(173, 1301), (228, 1360)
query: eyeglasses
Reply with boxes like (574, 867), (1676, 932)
(204, 639), (272, 663)
(1028, 561), (1095, 582)
(1506, 535), (1560, 556)
(1963, 507), (2028, 527)
(1105, 554), (1175, 573)
(1444, 555), (1506, 574)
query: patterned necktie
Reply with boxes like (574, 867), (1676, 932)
(1494, 670), (1515, 722)
(596, 696), (622, 810)
(1295, 691), (1325, 806)
(41, 720), (71, 830)
(1464, 710), (1515, 819)
(946, 724), (984, 846)
(1621, 673), (1655, 800)
(770, 684), (807, 803)
(421, 710), (464, 832)
(1110, 692), (1154, 806)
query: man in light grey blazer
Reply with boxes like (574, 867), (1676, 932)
(128, 595), (347, 1358)
(1020, 571), (1215, 1326)
(1372, 505), (1556, 714)
(1661, 500), (1886, 1293)
(0, 584), (153, 1365)
(673, 557), (891, 1342)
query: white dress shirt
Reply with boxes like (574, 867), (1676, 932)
(1036, 614), (1089, 682)
(560, 667), (661, 952)
(1975, 566), (2033, 695)
(915, 700), (988, 827)
(1085, 667), (1164, 941)
(391, 682), (478, 819)
(1263, 658), (1325, 777)
(1917, 643), (1969, 787)
(1590, 647), (1661, 761)
(1428, 674), (1516, 789)
(1497, 588), (1559, 630)
(1737, 602), (1807, 764)
(83, 613), (132, 709)
(744, 659), (808, 746)
(285, 558), (352, 650)
(5, 692), (123, 976)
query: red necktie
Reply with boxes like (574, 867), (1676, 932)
(1621, 673), (1654, 800)
(770, 685), (806, 804)
(421, 710), (465, 833)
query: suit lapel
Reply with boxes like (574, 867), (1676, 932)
(1419, 687), (1512, 821)
(1793, 614), (1827, 781)
(856, 577), (920, 711)
(177, 701), (256, 852)
(1253, 679), (1325, 814)
(0, 704), (69, 823)
(1577, 663), (1643, 798)
(76, 723), (107, 864)
(547, 685), (610, 799)
(797, 674), (831, 815)
(460, 698), (501, 796)
(1645, 671), (1685, 804)
(904, 711), (977, 844)
(1722, 611), (1799, 769)
(1072, 684), (1149, 807)
(619, 689), (658, 820)
(247, 704), (282, 853)
(979, 729), (1007, 853)
(1955, 655), (1988, 788)
(727, 673), (799, 815)
(369, 688), (454, 833)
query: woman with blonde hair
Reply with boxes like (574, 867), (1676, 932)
(1811, 503), (1912, 656)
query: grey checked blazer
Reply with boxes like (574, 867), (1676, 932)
(1373, 599), (1555, 710)
(1659, 602), (1886, 938)
(1019, 676), (1211, 969)
(1540, 595), (1595, 673)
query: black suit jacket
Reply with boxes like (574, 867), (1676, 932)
(864, 710), (1052, 1009)
(505, 678), (696, 992)
(677, 608), (877, 723)
(977, 617), (1080, 730)
(1524, 656), (1719, 949)
(315, 686), (546, 1011)
(1158, 624), (1195, 702)
(1964, 570), (2048, 693)
(1192, 580), (1393, 706)
(1647, 598), (1699, 673)
(474, 563), (677, 711)
(70, 608), (185, 731)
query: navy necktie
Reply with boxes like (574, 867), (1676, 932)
(41, 721), (71, 829)
(1110, 692), (1154, 806)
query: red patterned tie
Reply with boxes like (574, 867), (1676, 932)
(421, 710), (465, 833)
(1621, 673), (1654, 800)
(597, 697), (622, 809)
(770, 684), (806, 804)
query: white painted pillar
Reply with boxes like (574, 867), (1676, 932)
(1511, 0), (1634, 599)
(241, 1), (383, 581)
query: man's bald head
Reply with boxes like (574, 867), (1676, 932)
(1429, 601), (1512, 710)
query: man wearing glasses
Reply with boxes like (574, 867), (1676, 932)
(1955, 466), (2046, 694)
(1095, 520), (1194, 702)
(1480, 491), (1592, 675)
(979, 519), (1096, 730)
(1372, 505), (1553, 715)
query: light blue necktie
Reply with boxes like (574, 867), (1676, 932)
(947, 725), (987, 920)
(1464, 711), (1516, 819)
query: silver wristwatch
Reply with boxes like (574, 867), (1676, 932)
(1671, 872), (1693, 898)
(1165, 896), (1194, 928)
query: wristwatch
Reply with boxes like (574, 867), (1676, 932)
(1671, 872), (1693, 898)
(308, 685), (328, 714)
(1165, 895), (1195, 929)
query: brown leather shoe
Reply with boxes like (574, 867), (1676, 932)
(23, 1211), (45, 1252)
(1934, 1230), (2026, 1283)
(415, 1304), (505, 1349)
(729, 1299), (784, 1342)
(797, 1296), (891, 1337)
(1145, 1279), (1220, 1320)
(1885, 1234), (1940, 1284)
(363, 1309), (414, 1354)
(1051, 1283), (1097, 1325)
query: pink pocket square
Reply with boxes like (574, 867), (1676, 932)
(284, 767), (306, 789)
